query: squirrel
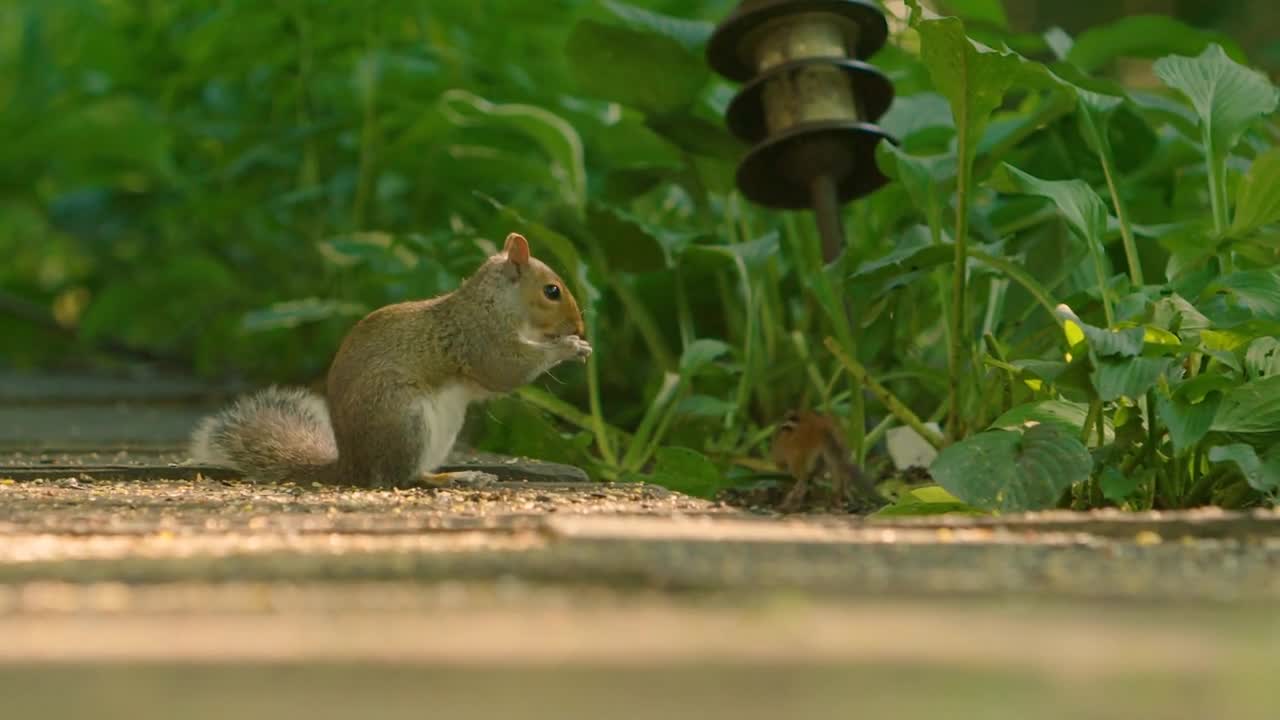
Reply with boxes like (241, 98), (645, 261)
(771, 409), (886, 512)
(190, 232), (592, 488)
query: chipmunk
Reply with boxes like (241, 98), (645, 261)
(771, 410), (885, 512)
(190, 232), (591, 488)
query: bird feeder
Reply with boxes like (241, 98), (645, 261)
(707, 0), (896, 263)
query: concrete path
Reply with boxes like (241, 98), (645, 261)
(3, 368), (1279, 719)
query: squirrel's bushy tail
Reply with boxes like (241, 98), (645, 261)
(190, 386), (338, 483)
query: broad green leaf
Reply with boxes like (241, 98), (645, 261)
(917, 17), (1035, 172)
(848, 235), (953, 297)
(936, 0), (1007, 29)
(1068, 16), (1246, 74)
(241, 299), (368, 332)
(1245, 336), (1280, 380)
(441, 90), (587, 211)
(566, 19), (707, 116)
(1230, 146), (1280, 237)
(676, 395), (737, 418)
(629, 446), (729, 498)
(680, 233), (780, 272)
(994, 164), (1109, 250)
(990, 399), (1115, 445)
(877, 92), (955, 145)
(679, 338), (731, 376)
(1209, 270), (1280, 321)
(872, 485), (988, 517)
(880, 144), (956, 230)
(1153, 44), (1278, 157)
(1151, 294), (1211, 340)
(1090, 356), (1174, 402)
(1156, 383), (1224, 455)
(1212, 374), (1280, 434)
(1098, 466), (1142, 503)
(1208, 443), (1280, 493)
(474, 397), (592, 468)
(1175, 372), (1238, 403)
(318, 233), (416, 274)
(929, 424), (1092, 512)
(1062, 317), (1145, 358)
(1046, 62), (1125, 123)
(596, 0), (712, 51)
(585, 204), (671, 273)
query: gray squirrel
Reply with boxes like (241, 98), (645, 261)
(191, 232), (591, 487)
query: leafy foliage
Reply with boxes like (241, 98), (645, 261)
(5, 0), (1280, 511)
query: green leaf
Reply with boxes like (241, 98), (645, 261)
(1153, 44), (1278, 157)
(872, 485), (988, 517)
(878, 92), (955, 145)
(848, 236), (954, 297)
(596, 0), (712, 51)
(630, 446), (729, 498)
(1209, 270), (1280, 321)
(1068, 16), (1247, 74)
(929, 424), (1092, 512)
(1208, 443), (1280, 493)
(680, 233), (780, 272)
(240, 299), (368, 332)
(993, 163), (1108, 250)
(1062, 316), (1146, 358)
(1212, 374), (1280, 434)
(880, 144), (956, 229)
(441, 90), (587, 211)
(990, 399), (1115, 444)
(936, 0), (1008, 29)
(1091, 356), (1174, 402)
(1245, 337), (1280, 380)
(1098, 466), (1142, 503)
(917, 17), (1036, 172)
(676, 395), (737, 419)
(1151, 294), (1211, 341)
(1230, 146), (1280, 237)
(565, 19), (707, 116)
(1156, 383), (1224, 455)
(679, 338), (731, 376)
(474, 397), (592, 468)
(585, 204), (671, 273)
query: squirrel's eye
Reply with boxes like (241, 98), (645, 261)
(542, 283), (561, 301)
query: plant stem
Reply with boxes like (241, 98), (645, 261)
(966, 249), (1059, 322)
(947, 117), (973, 443)
(826, 337), (945, 450)
(1081, 398), (1102, 445)
(1206, 134), (1230, 236)
(1096, 135), (1144, 286)
(516, 386), (629, 443)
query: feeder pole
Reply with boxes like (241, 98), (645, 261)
(706, 0), (897, 266)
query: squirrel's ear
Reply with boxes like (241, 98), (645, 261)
(504, 232), (530, 266)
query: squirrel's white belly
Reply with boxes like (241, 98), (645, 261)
(413, 382), (483, 474)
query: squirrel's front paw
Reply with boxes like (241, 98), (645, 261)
(559, 334), (592, 362)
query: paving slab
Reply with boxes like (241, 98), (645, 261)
(3, 367), (1280, 719)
